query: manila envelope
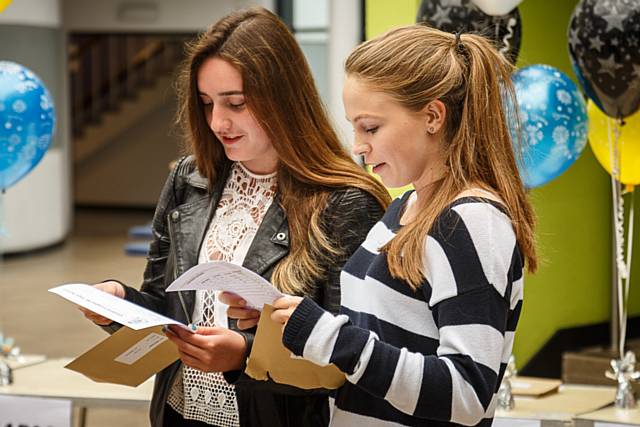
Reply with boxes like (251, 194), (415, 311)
(65, 325), (179, 387)
(245, 305), (345, 390)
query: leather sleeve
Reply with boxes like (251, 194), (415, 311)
(99, 156), (192, 334)
(316, 187), (385, 314)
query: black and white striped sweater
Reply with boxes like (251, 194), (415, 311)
(283, 191), (524, 426)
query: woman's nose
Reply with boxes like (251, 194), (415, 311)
(351, 137), (370, 157)
(210, 106), (231, 133)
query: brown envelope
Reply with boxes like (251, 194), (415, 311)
(65, 325), (179, 387)
(245, 305), (345, 390)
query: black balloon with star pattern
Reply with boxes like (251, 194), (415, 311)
(416, 0), (522, 64)
(568, 0), (640, 118)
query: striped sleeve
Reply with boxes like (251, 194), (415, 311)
(282, 201), (520, 426)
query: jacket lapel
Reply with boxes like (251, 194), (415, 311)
(242, 197), (290, 278)
(170, 164), (230, 317)
(170, 162), (288, 319)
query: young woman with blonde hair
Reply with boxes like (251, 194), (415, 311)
(270, 25), (537, 426)
(80, 7), (390, 427)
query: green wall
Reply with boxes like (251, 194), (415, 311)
(365, 0), (640, 367)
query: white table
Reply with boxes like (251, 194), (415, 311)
(575, 404), (640, 426)
(6, 353), (47, 370)
(0, 358), (153, 426)
(494, 384), (617, 427)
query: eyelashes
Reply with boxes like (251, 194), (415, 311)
(200, 101), (246, 111)
(350, 126), (379, 135)
(365, 126), (379, 134)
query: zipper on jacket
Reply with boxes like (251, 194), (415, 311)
(167, 211), (192, 325)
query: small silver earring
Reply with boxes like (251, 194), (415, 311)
(428, 127), (435, 134)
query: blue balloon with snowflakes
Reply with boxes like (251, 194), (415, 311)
(510, 64), (588, 189)
(0, 61), (55, 191)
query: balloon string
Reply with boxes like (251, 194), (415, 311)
(617, 114), (633, 360)
(621, 186), (634, 359)
(608, 118), (626, 279)
(614, 121), (627, 280)
(607, 117), (628, 358)
(499, 17), (516, 56)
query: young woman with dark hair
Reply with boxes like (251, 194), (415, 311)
(80, 7), (390, 427)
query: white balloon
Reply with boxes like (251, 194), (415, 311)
(471, 0), (523, 16)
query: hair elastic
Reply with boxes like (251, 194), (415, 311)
(454, 31), (462, 48)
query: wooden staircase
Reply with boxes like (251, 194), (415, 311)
(69, 34), (192, 164)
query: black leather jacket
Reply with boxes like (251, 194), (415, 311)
(116, 156), (385, 426)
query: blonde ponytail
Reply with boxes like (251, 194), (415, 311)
(346, 25), (537, 289)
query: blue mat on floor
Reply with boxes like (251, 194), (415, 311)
(124, 241), (150, 256)
(128, 224), (153, 239)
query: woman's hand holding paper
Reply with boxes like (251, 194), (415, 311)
(219, 291), (261, 330)
(78, 280), (125, 326)
(270, 295), (303, 327)
(165, 325), (247, 372)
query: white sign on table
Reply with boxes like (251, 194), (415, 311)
(492, 418), (541, 427)
(0, 395), (72, 427)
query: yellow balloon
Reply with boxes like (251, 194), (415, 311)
(0, 0), (13, 13)
(588, 101), (640, 185)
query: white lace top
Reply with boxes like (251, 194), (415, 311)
(167, 161), (277, 426)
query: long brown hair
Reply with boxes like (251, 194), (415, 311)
(345, 25), (537, 290)
(175, 7), (390, 294)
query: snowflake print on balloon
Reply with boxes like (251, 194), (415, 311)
(510, 64), (588, 188)
(524, 124), (544, 146)
(0, 61), (55, 190)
